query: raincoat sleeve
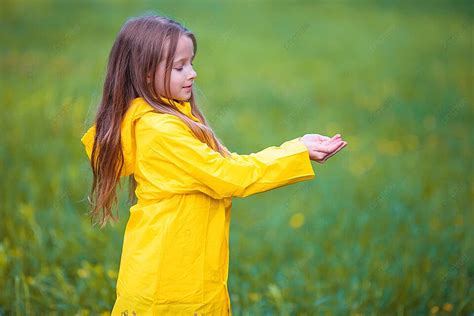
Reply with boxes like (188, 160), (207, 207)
(142, 115), (315, 199)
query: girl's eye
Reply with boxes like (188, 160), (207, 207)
(174, 63), (194, 71)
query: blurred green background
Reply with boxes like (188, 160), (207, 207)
(1, 0), (473, 315)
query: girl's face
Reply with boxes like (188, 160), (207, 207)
(154, 35), (197, 102)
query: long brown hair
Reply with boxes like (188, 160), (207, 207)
(88, 14), (230, 229)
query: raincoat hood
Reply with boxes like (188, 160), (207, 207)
(80, 96), (198, 177)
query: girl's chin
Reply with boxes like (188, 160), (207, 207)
(179, 93), (192, 100)
(173, 96), (191, 102)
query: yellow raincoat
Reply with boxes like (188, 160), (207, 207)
(80, 96), (316, 315)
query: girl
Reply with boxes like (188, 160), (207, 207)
(81, 14), (347, 315)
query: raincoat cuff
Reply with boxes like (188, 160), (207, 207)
(280, 137), (315, 178)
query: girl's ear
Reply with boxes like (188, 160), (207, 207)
(146, 73), (151, 84)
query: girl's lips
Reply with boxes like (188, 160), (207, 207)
(183, 85), (192, 90)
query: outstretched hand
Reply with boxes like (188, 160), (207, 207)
(300, 133), (347, 163)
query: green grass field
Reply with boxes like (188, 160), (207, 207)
(1, 1), (473, 315)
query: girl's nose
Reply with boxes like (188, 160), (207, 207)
(189, 68), (197, 80)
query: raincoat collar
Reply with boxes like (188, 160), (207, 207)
(159, 96), (201, 123)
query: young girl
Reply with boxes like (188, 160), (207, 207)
(81, 14), (347, 315)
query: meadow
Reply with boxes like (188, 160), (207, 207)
(0, 1), (472, 315)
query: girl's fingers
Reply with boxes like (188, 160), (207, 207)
(323, 138), (339, 146)
(315, 140), (344, 153)
(316, 135), (331, 143)
(321, 134), (341, 145)
(310, 133), (343, 145)
(322, 141), (347, 162)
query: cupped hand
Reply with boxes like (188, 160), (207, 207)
(300, 133), (347, 163)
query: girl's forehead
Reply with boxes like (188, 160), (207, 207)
(173, 35), (194, 60)
(157, 35), (194, 64)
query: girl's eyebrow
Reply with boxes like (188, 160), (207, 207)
(174, 55), (195, 63)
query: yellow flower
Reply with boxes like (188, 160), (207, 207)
(94, 264), (104, 274)
(12, 248), (23, 258)
(442, 303), (453, 312)
(248, 292), (261, 302)
(26, 276), (35, 285)
(19, 203), (34, 219)
(430, 305), (439, 314)
(107, 269), (117, 279)
(77, 268), (90, 279)
(289, 212), (305, 229)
